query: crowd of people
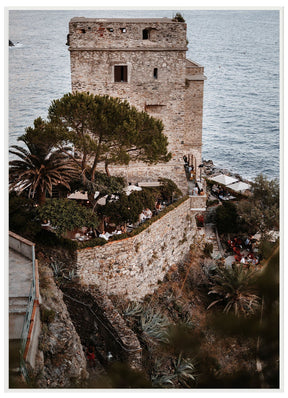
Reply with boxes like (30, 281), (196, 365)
(211, 184), (236, 201)
(227, 236), (259, 266)
(98, 200), (166, 241)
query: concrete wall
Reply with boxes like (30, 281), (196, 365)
(9, 231), (35, 261)
(76, 195), (206, 300)
(9, 232), (41, 376)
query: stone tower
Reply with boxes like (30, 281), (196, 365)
(67, 17), (206, 193)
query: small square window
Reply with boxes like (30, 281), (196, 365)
(114, 65), (128, 82)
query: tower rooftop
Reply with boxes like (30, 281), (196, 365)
(70, 17), (177, 23)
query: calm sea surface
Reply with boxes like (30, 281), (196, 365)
(8, 9), (280, 181)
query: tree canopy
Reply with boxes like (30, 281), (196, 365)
(237, 174), (279, 233)
(48, 92), (172, 182)
(38, 198), (99, 237)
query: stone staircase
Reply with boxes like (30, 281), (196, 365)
(9, 296), (29, 340)
(204, 223), (223, 259)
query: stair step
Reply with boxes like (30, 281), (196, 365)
(9, 297), (29, 313)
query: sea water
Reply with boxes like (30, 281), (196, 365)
(8, 9), (280, 181)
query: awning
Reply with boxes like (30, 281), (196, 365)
(210, 174), (238, 186)
(226, 181), (251, 193)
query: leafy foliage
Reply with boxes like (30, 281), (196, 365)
(140, 308), (170, 344)
(215, 202), (239, 234)
(172, 353), (197, 387)
(102, 191), (145, 225)
(151, 353), (197, 388)
(172, 12), (185, 22)
(9, 192), (41, 238)
(9, 118), (79, 205)
(48, 92), (172, 182)
(37, 198), (98, 237)
(206, 245), (279, 388)
(207, 263), (260, 317)
(158, 178), (183, 203)
(87, 171), (125, 198)
(123, 301), (144, 318)
(237, 174), (279, 233)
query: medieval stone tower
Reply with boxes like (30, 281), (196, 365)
(67, 17), (206, 193)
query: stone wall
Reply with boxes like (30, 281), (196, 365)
(68, 17), (206, 194)
(62, 286), (143, 371)
(68, 18), (188, 50)
(76, 196), (206, 300)
(35, 264), (88, 388)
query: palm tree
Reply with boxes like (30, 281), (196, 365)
(207, 263), (260, 317)
(9, 137), (79, 205)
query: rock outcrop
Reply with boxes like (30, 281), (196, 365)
(34, 263), (88, 388)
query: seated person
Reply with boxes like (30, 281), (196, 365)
(144, 208), (152, 219)
(120, 225), (126, 233)
(192, 186), (198, 196)
(99, 230), (111, 240)
(139, 211), (147, 223)
(156, 201), (162, 210)
(111, 227), (122, 235)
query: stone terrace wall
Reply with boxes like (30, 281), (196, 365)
(76, 197), (204, 300)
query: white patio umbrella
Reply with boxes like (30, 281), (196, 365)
(210, 174), (238, 186)
(226, 181), (251, 193)
(68, 191), (102, 200)
(123, 184), (142, 196)
(67, 191), (88, 200)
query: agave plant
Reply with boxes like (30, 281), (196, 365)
(140, 308), (170, 343)
(50, 261), (67, 279)
(123, 301), (144, 318)
(172, 352), (197, 387)
(207, 263), (260, 317)
(151, 358), (175, 388)
(151, 373), (175, 388)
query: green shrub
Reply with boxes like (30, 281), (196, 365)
(215, 202), (239, 234)
(204, 243), (213, 258)
(40, 306), (56, 324)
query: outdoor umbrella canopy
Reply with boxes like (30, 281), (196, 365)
(210, 174), (238, 186)
(123, 184), (143, 195)
(67, 191), (88, 200)
(67, 191), (102, 200)
(226, 181), (251, 192)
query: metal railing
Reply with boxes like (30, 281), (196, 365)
(9, 233), (40, 379)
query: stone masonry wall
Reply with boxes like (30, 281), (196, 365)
(68, 17), (206, 194)
(68, 18), (187, 50)
(76, 196), (206, 300)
